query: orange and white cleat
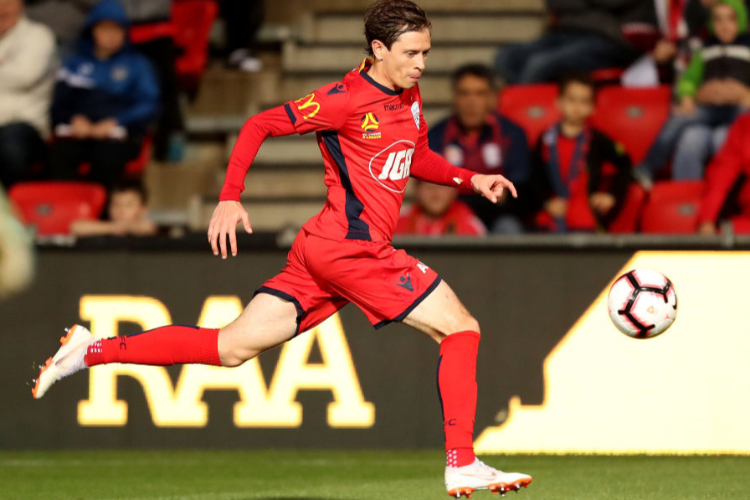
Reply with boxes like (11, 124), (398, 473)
(445, 459), (532, 498)
(31, 325), (94, 399)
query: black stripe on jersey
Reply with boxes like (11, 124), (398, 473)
(321, 131), (372, 241)
(360, 71), (403, 96)
(283, 103), (297, 125)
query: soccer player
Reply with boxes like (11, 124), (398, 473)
(32, 0), (533, 497)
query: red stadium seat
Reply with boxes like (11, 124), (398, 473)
(172, 0), (219, 89)
(608, 184), (647, 233)
(590, 86), (671, 165)
(499, 84), (560, 146)
(639, 180), (704, 234)
(8, 182), (107, 236)
(123, 135), (154, 178)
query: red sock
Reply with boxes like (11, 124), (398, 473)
(84, 325), (221, 367)
(438, 331), (480, 468)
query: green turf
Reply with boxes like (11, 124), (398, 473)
(0, 450), (748, 500)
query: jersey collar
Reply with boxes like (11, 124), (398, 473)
(358, 58), (403, 96)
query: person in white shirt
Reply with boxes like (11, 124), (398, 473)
(0, 0), (56, 188)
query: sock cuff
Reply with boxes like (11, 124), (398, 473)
(440, 330), (480, 346)
(197, 328), (221, 366)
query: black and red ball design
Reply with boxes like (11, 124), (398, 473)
(608, 269), (677, 339)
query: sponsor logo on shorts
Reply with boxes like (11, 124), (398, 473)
(397, 273), (414, 292)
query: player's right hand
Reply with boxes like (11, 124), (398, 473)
(208, 201), (253, 259)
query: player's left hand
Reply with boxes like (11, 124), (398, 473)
(470, 174), (517, 204)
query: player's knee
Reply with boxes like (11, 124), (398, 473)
(458, 315), (481, 335)
(439, 313), (481, 340)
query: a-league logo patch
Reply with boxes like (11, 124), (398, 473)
(411, 102), (420, 129)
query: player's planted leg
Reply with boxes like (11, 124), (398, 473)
(32, 293), (299, 399)
(404, 280), (532, 498)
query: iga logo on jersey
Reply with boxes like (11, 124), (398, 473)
(369, 140), (415, 193)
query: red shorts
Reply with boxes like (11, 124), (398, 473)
(257, 230), (441, 334)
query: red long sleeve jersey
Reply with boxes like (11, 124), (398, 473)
(220, 59), (476, 242)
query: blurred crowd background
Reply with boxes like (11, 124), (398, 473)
(2, 0), (750, 296)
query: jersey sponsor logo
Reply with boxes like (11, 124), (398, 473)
(360, 113), (381, 139)
(294, 93), (321, 120)
(411, 102), (420, 129)
(383, 103), (404, 112)
(368, 140), (416, 193)
(327, 83), (346, 95)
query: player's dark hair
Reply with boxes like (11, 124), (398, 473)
(364, 0), (431, 58)
(111, 180), (149, 205)
(451, 63), (497, 91)
(558, 71), (596, 97)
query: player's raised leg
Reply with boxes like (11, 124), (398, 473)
(32, 293), (299, 399)
(403, 280), (532, 498)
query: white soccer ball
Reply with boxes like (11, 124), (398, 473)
(607, 269), (677, 339)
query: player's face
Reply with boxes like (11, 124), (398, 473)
(93, 21), (126, 58)
(713, 4), (738, 44)
(109, 191), (146, 225)
(557, 82), (595, 127)
(416, 182), (457, 218)
(381, 28), (431, 90)
(454, 75), (495, 130)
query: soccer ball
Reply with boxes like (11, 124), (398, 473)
(607, 269), (677, 339)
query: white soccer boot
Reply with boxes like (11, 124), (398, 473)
(32, 325), (95, 399)
(445, 458), (532, 498)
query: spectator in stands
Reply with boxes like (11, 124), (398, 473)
(70, 180), (156, 237)
(495, 0), (658, 84)
(25, 0), (98, 58)
(395, 181), (486, 237)
(0, 0), (56, 188)
(531, 72), (632, 233)
(0, 185), (34, 299)
(428, 64), (530, 233)
(120, 0), (185, 162)
(634, 0), (750, 189)
(48, 0), (158, 190)
(697, 111), (750, 234)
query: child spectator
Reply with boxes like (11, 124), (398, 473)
(0, 0), (56, 188)
(395, 181), (486, 237)
(635, 0), (750, 188)
(70, 180), (156, 237)
(48, 0), (158, 190)
(531, 72), (632, 233)
(428, 64), (529, 233)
